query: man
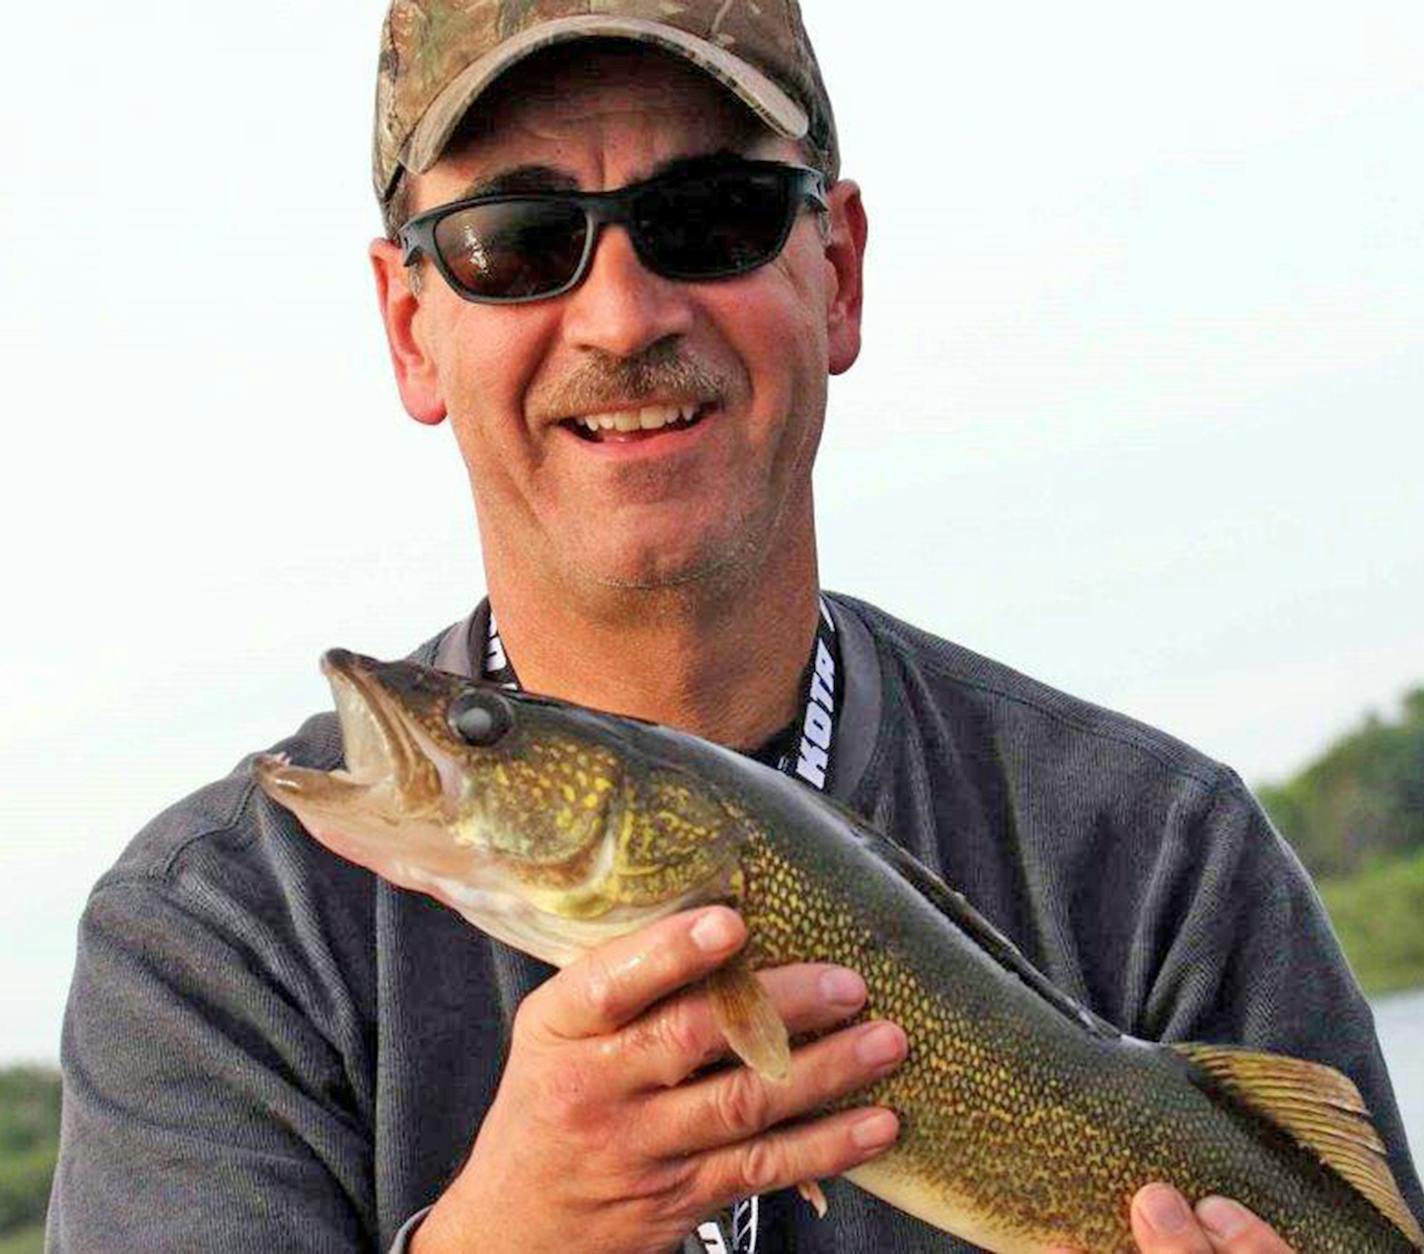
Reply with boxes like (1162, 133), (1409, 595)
(49, 3), (1421, 1252)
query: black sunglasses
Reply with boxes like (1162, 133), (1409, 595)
(399, 160), (828, 305)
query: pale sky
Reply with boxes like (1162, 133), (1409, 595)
(2, 0), (1422, 1064)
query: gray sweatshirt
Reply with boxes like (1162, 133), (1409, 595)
(47, 594), (1423, 1251)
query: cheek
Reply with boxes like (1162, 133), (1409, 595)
(755, 252), (833, 475)
(759, 231), (832, 361)
(437, 318), (524, 409)
(726, 261), (831, 420)
(430, 303), (555, 433)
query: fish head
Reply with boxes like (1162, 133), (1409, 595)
(255, 650), (749, 965)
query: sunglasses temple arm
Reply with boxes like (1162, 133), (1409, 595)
(803, 170), (830, 214)
(397, 226), (424, 267)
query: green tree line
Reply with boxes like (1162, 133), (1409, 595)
(0, 1066), (59, 1252)
(1259, 687), (1424, 879)
(1257, 686), (1424, 994)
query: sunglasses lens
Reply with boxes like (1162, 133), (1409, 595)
(636, 168), (796, 278)
(433, 200), (588, 300)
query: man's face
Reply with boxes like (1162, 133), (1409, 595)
(372, 49), (866, 600)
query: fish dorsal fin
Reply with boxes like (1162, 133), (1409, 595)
(706, 957), (792, 1083)
(842, 817), (1120, 1042)
(1172, 1043), (1424, 1247)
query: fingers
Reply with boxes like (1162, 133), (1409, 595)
(611, 962), (871, 1088)
(1192, 1197), (1296, 1252)
(650, 1019), (907, 1156)
(689, 1105), (901, 1206)
(1130, 1185), (1296, 1254)
(528, 907), (747, 1041)
(1130, 1185), (1216, 1254)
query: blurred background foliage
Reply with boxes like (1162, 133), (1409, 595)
(1, 686), (1419, 1245)
(1258, 686), (1424, 996)
(0, 1068), (59, 1253)
(1260, 688), (1424, 879)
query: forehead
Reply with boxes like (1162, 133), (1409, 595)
(426, 43), (777, 191)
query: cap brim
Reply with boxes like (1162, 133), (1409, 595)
(404, 14), (809, 176)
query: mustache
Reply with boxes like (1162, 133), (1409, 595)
(535, 341), (732, 417)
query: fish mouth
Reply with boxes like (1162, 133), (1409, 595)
(320, 648), (439, 803)
(255, 649), (441, 817)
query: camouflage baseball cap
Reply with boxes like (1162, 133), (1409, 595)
(373, 0), (839, 213)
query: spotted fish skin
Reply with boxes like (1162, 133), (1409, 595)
(723, 778), (1417, 1252)
(255, 653), (1423, 1253)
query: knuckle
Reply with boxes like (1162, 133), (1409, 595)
(738, 1137), (783, 1193)
(581, 954), (621, 1021)
(714, 1067), (773, 1138)
(630, 1158), (703, 1226)
(510, 990), (544, 1041)
(615, 1013), (656, 1062)
(656, 1000), (705, 1065)
(540, 1057), (597, 1127)
(620, 1002), (702, 1084)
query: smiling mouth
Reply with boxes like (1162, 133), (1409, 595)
(561, 402), (714, 443)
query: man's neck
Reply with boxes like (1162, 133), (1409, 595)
(485, 559), (821, 750)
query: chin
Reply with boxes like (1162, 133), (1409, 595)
(575, 532), (757, 594)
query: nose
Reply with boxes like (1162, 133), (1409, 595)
(559, 224), (696, 359)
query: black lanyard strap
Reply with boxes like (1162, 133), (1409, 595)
(484, 597), (843, 793)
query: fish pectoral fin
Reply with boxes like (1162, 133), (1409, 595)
(706, 959), (791, 1083)
(796, 1179), (829, 1218)
(1172, 1042), (1424, 1247)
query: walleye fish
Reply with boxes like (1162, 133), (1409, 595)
(256, 650), (1424, 1253)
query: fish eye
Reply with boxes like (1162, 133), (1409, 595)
(448, 691), (513, 746)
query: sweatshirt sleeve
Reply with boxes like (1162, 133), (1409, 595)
(46, 874), (380, 1253)
(1135, 770), (1424, 1225)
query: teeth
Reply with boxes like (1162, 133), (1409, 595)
(576, 403), (703, 434)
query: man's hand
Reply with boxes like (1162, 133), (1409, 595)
(411, 906), (905, 1254)
(1129, 1184), (1295, 1252)
(1052, 1183), (1296, 1253)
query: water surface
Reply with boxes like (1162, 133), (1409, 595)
(1374, 986), (1424, 1168)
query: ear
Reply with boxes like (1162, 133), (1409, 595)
(369, 239), (447, 425)
(823, 180), (868, 376)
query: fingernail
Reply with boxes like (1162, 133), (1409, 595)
(819, 968), (866, 1008)
(689, 908), (742, 953)
(855, 1023), (905, 1068)
(1140, 1184), (1192, 1235)
(1197, 1196), (1250, 1240)
(850, 1110), (898, 1150)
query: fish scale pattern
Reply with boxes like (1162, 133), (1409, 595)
(728, 823), (1417, 1252)
(615, 771), (742, 905)
(468, 734), (619, 877)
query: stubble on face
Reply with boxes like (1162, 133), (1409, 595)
(529, 338), (730, 425)
(410, 47), (832, 616)
(525, 338), (772, 593)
